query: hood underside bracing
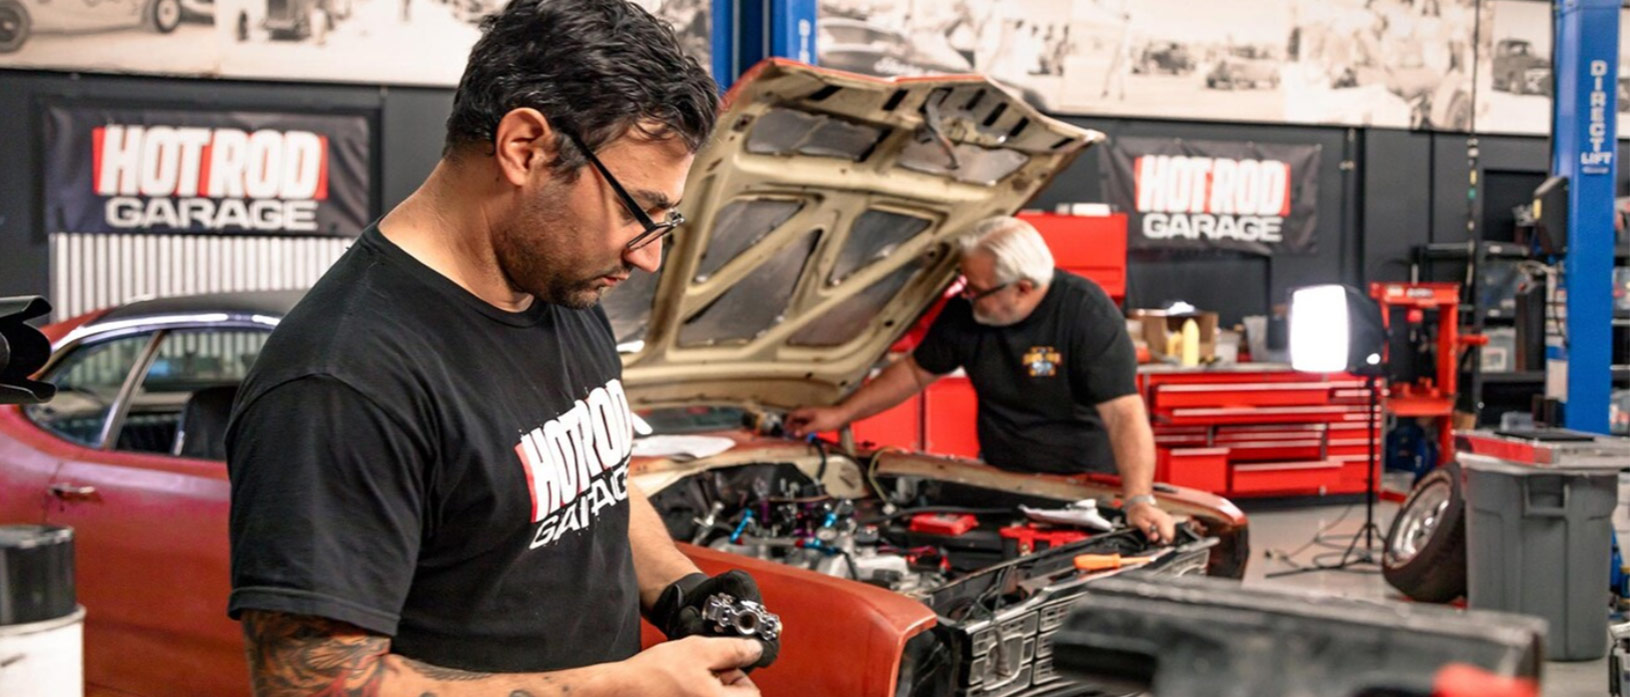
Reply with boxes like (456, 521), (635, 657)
(609, 60), (1103, 410)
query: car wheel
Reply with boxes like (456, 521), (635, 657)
(0, 0), (30, 54)
(1493, 75), (1507, 92)
(148, 0), (183, 32)
(1382, 465), (1467, 602)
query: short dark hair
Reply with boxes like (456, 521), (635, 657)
(444, 0), (718, 176)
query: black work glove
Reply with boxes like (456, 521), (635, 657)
(651, 569), (779, 670)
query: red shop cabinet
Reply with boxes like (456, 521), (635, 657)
(1020, 211), (1128, 304)
(923, 375), (980, 458)
(1157, 447), (1230, 493)
(848, 394), (923, 452)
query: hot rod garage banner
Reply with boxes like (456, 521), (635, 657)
(44, 105), (371, 236)
(1101, 136), (1321, 256)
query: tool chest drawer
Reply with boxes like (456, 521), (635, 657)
(1155, 447), (1230, 493)
(1230, 460), (1345, 494)
(1147, 381), (1366, 410)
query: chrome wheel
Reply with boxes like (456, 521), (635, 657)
(1386, 479), (1450, 567)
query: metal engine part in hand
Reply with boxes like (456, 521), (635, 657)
(702, 593), (782, 642)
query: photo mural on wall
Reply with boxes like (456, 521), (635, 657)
(816, 0), (1630, 138)
(0, 0), (1621, 137)
(0, 0), (707, 86)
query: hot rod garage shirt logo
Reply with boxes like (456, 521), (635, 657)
(1103, 137), (1321, 255)
(46, 106), (371, 236)
(513, 379), (635, 550)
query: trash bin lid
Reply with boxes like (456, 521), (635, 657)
(1456, 429), (1630, 471)
(1458, 451), (1625, 476)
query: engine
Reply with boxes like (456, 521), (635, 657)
(649, 460), (1217, 697)
(650, 462), (1207, 618)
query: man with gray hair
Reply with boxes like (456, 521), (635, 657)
(787, 216), (1176, 543)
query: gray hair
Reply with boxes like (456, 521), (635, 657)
(958, 216), (1055, 286)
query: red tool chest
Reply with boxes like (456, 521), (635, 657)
(1142, 367), (1381, 498)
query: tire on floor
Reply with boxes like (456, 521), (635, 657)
(1383, 462), (1468, 602)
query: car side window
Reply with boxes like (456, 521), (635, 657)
(25, 334), (155, 448)
(117, 329), (269, 457)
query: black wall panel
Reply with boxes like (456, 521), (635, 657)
(0, 75), (48, 299)
(1362, 129), (1433, 283)
(380, 87), (455, 209)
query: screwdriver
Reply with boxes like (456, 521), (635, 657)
(1073, 553), (1156, 572)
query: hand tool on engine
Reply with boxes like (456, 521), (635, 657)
(702, 593), (783, 643)
(1073, 553), (1157, 572)
(1018, 499), (1114, 531)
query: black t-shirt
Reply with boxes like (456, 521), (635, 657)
(226, 225), (641, 673)
(913, 269), (1137, 475)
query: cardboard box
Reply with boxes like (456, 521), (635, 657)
(1129, 310), (1218, 363)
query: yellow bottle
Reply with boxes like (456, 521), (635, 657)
(1180, 318), (1200, 367)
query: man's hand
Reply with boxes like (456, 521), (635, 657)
(1127, 500), (1176, 545)
(623, 635), (763, 697)
(652, 570), (780, 670)
(785, 405), (848, 438)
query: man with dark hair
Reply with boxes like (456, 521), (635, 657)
(225, 1), (773, 695)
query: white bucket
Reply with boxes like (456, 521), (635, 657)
(0, 606), (84, 697)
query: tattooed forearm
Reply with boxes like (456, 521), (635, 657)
(241, 611), (592, 697)
(241, 610), (392, 697)
(402, 657), (492, 682)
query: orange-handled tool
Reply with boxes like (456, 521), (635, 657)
(1073, 553), (1156, 572)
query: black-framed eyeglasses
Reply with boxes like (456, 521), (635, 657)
(563, 130), (685, 251)
(959, 277), (1010, 302)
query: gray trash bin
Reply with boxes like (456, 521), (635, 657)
(1463, 452), (1619, 661)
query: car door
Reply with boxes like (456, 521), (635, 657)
(45, 327), (269, 697)
(1, 333), (153, 526)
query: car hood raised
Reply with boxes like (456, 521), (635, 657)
(608, 59), (1102, 410)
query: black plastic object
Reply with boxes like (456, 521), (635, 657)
(0, 525), (76, 626)
(1052, 575), (1545, 697)
(0, 296), (55, 405)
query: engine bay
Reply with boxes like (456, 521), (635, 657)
(648, 461), (1213, 623)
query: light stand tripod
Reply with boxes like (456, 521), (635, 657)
(1266, 371), (1386, 577)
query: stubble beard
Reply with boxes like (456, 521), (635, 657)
(493, 191), (622, 311)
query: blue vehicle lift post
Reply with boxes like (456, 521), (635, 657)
(1551, 0), (1619, 434)
(712, 0), (817, 93)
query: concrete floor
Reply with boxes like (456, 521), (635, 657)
(1239, 499), (1610, 697)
